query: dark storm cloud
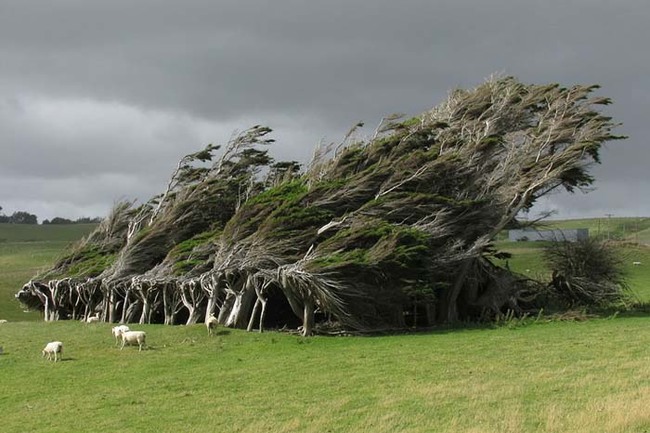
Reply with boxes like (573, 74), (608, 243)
(0, 0), (648, 220)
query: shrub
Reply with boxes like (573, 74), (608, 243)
(544, 238), (629, 308)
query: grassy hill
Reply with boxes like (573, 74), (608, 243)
(0, 223), (98, 243)
(542, 217), (650, 243)
(0, 223), (97, 321)
(495, 217), (650, 302)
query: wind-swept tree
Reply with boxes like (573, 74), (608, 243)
(19, 76), (624, 332)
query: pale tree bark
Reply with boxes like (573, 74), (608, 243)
(162, 280), (183, 325)
(246, 280), (271, 332)
(47, 280), (62, 321)
(302, 298), (315, 337)
(202, 273), (220, 323)
(179, 278), (206, 325)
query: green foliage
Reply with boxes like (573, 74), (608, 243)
(269, 203), (334, 237)
(246, 179), (307, 206)
(168, 228), (221, 259)
(399, 116), (421, 128)
(313, 220), (431, 282)
(167, 228), (221, 275)
(313, 248), (371, 268)
(63, 246), (116, 278)
(21, 77), (629, 327)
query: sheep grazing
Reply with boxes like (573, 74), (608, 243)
(42, 341), (63, 362)
(206, 315), (218, 336)
(633, 261), (642, 266)
(111, 325), (130, 345)
(86, 315), (100, 323)
(0, 319), (8, 324)
(120, 331), (146, 351)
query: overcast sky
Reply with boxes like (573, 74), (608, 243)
(1, 1), (648, 222)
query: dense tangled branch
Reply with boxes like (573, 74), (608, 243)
(19, 76), (625, 331)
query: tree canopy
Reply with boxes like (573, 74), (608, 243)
(17, 76), (625, 334)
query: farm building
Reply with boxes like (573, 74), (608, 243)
(508, 228), (589, 242)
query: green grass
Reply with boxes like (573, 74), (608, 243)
(495, 217), (650, 302)
(0, 319), (649, 433)
(0, 223), (97, 243)
(495, 241), (650, 302)
(0, 224), (97, 321)
(540, 217), (650, 242)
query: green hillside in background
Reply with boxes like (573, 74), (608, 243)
(495, 217), (650, 301)
(0, 223), (97, 320)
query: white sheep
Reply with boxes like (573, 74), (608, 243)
(206, 315), (218, 336)
(633, 261), (642, 266)
(0, 319), (8, 324)
(42, 341), (63, 362)
(120, 331), (146, 351)
(111, 325), (130, 345)
(86, 315), (100, 323)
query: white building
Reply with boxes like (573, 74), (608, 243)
(508, 228), (588, 242)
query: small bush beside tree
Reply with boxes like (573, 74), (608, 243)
(544, 238), (630, 309)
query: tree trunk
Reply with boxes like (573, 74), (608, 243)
(125, 300), (141, 323)
(162, 284), (176, 325)
(139, 300), (150, 325)
(121, 291), (131, 324)
(185, 306), (200, 325)
(302, 298), (315, 337)
(217, 292), (235, 323)
(247, 298), (261, 332)
(205, 294), (219, 322)
(43, 296), (52, 322)
(259, 298), (267, 333)
(108, 288), (117, 323)
(203, 274), (221, 323)
(180, 280), (205, 325)
(224, 292), (242, 327)
(223, 288), (256, 329)
(440, 258), (473, 323)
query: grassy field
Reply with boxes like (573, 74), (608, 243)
(0, 223), (97, 321)
(540, 217), (650, 242)
(495, 217), (650, 302)
(0, 318), (649, 433)
(1, 220), (649, 432)
(0, 223), (98, 243)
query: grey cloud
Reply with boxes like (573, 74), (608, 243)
(0, 0), (648, 220)
(3, 0), (645, 122)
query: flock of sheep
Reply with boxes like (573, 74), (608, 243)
(1, 314), (220, 363)
(41, 324), (147, 362)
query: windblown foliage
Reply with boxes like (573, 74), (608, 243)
(18, 77), (625, 334)
(545, 238), (630, 308)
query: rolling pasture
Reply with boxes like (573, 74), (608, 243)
(0, 220), (649, 433)
(495, 217), (650, 301)
(0, 223), (97, 321)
